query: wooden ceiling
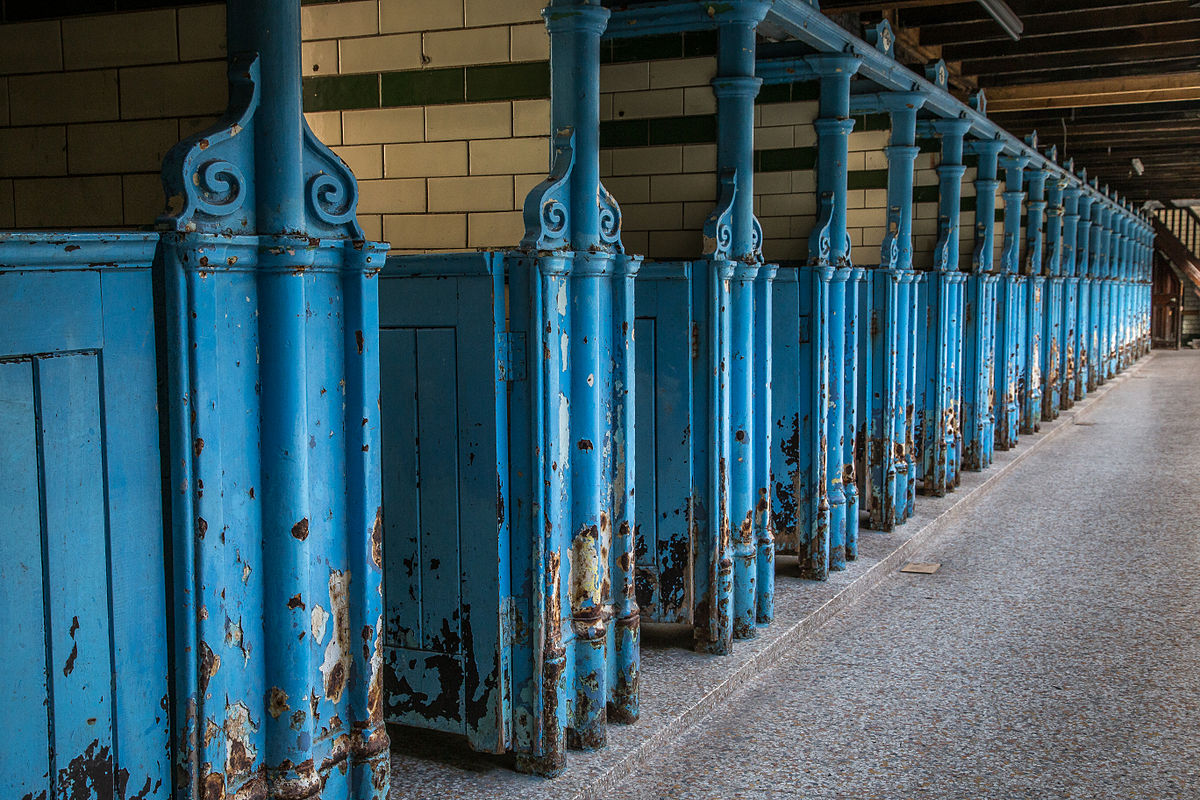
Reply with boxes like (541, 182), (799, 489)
(819, 0), (1200, 204)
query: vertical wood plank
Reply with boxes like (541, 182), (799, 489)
(0, 359), (52, 800)
(381, 328), (421, 650)
(100, 270), (171, 799)
(38, 352), (114, 799)
(416, 328), (462, 654)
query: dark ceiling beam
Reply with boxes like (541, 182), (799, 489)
(898, 0), (1159, 27)
(817, 0), (971, 12)
(918, 2), (1196, 46)
(944, 21), (1200, 62)
(985, 73), (1200, 112)
(988, 100), (1200, 126)
(1048, 120), (1200, 136)
(977, 56), (1200, 87)
(961, 40), (1200, 79)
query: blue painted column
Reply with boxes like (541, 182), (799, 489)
(161, 0), (390, 796)
(1095, 195), (1113, 387)
(963, 136), (1003, 471)
(516, 0), (643, 768)
(864, 92), (922, 530)
(712, 4), (770, 641)
(1110, 207), (1125, 374)
(1086, 184), (1106, 393)
(921, 117), (970, 496)
(1059, 177), (1080, 410)
(1100, 201), (1117, 381)
(1020, 159), (1046, 435)
(1042, 169), (1065, 420)
(1118, 206), (1134, 370)
(1139, 218), (1153, 356)
(995, 153), (1028, 450)
(547, 0), (620, 752)
(755, 258), (777, 624)
(809, 53), (861, 571)
(1074, 185), (1095, 400)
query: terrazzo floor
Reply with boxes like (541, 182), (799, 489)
(387, 350), (1199, 800)
(612, 350), (1200, 799)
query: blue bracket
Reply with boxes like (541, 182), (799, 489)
(520, 128), (575, 253)
(703, 169), (737, 260)
(160, 54), (364, 240)
(808, 193), (834, 265)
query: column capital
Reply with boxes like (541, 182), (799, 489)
(711, 75), (763, 98)
(543, 2), (610, 35)
(929, 117), (973, 138)
(884, 144), (920, 161)
(878, 92), (926, 113)
(814, 117), (856, 135)
(999, 153), (1030, 174)
(967, 137), (1005, 158)
(804, 52), (862, 78)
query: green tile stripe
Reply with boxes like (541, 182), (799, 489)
(849, 169), (889, 191)
(601, 30), (718, 63)
(757, 81), (819, 105)
(913, 184), (940, 204)
(855, 113), (890, 132)
(302, 62), (551, 113)
(601, 115), (718, 148)
(755, 146), (816, 172)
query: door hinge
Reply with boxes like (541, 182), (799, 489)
(498, 332), (527, 382)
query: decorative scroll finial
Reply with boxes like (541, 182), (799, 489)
(925, 59), (948, 90)
(880, 205), (901, 268)
(520, 127), (575, 252)
(159, 54), (260, 235)
(866, 19), (894, 58)
(969, 89), (986, 115)
(598, 181), (625, 253)
(159, 53), (365, 239)
(303, 121), (365, 239)
(1025, 131), (1039, 150)
(808, 192), (835, 265)
(933, 220), (952, 271)
(1045, 144), (1058, 163)
(703, 169), (737, 260)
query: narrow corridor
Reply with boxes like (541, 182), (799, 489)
(613, 351), (1200, 800)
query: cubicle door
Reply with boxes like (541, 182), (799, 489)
(0, 241), (170, 800)
(379, 257), (511, 754)
(632, 264), (695, 625)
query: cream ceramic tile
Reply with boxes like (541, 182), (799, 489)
(384, 141), (469, 177)
(379, 0), (463, 33)
(0, 21), (62, 76)
(63, 10), (176, 69)
(10, 70), (119, 125)
(119, 62), (226, 120)
(302, 1), (379, 40)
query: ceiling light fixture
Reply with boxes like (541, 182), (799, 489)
(977, 0), (1023, 41)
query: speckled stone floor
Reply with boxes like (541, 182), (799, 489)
(388, 351), (1198, 800)
(611, 351), (1200, 800)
